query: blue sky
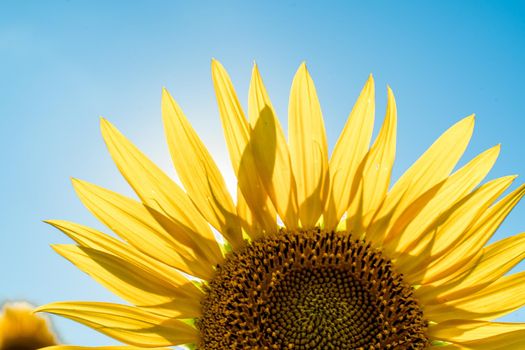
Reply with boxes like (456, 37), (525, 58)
(1, 0), (524, 346)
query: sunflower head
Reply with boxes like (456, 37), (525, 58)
(199, 228), (429, 349)
(38, 60), (525, 349)
(0, 302), (58, 350)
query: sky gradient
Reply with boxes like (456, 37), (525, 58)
(1, 0), (525, 346)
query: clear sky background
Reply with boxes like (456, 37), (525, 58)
(1, 0), (524, 346)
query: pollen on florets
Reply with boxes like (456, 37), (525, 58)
(198, 228), (429, 349)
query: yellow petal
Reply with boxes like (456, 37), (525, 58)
(36, 302), (197, 347)
(72, 179), (215, 279)
(401, 175), (514, 278)
(425, 271), (525, 322)
(45, 220), (201, 289)
(211, 59), (277, 234)
(329, 75), (375, 226)
(52, 244), (201, 318)
(100, 118), (218, 257)
(414, 182), (525, 285)
(248, 63), (299, 228)
(384, 145), (500, 253)
(349, 85), (395, 235)
(368, 115), (475, 240)
(162, 88), (242, 247)
(288, 63), (329, 228)
(42, 347), (170, 350)
(418, 231), (525, 303)
(47, 220), (202, 316)
(429, 345), (466, 350)
(236, 190), (261, 239)
(428, 320), (525, 348)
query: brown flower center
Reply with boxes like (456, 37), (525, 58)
(198, 229), (428, 349)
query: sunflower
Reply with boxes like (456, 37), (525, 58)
(38, 60), (525, 349)
(0, 302), (58, 350)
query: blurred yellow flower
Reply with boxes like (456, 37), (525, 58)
(0, 302), (58, 350)
(40, 61), (525, 349)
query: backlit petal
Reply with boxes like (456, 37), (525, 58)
(418, 231), (525, 303)
(211, 59), (277, 234)
(52, 244), (202, 318)
(72, 179), (215, 279)
(399, 176), (515, 281)
(384, 145), (500, 253)
(162, 88), (242, 247)
(249, 63), (299, 228)
(330, 75), (375, 226)
(100, 119), (218, 258)
(45, 220), (202, 288)
(42, 347), (169, 350)
(288, 63), (329, 228)
(428, 320), (525, 348)
(425, 271), (525, 322)
(36, 302), (197, 347)
(349, 85), (395, 235)
(368, 116), (475, 241)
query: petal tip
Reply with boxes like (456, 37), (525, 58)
(99, 117), (113, 131)
(252, 61), (260, 74)
(33, 304), (47, 314)
(211, 58), (223, 70)
(299, 61), (308, 72)
(456, 114), (476, 131)
(386, 85), (395, 97)
(70, 178), (89, 191)
(161, 87), (172, 102)
(365, 74), (375, 92)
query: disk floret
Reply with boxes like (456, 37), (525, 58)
(199, 229), (428, 349)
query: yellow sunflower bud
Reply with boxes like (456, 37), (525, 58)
(0, 302), (58, 350)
